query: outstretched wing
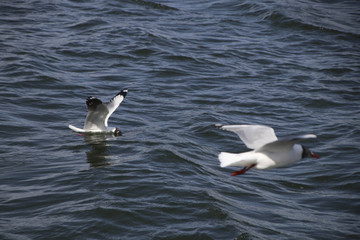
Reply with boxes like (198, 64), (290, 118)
(257, 134), (317, 153)
(84, 97), (109, 131)
(104, 89), (128, 127)
(218, 124), (278, 149)
(83, 89), (128, 131)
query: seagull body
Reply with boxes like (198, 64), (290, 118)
(69, 89), (128, 134)
(217, 124), (319, 175)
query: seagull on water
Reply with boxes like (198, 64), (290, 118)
(69, 89), (128, 135)
(217, 124), (319, 176)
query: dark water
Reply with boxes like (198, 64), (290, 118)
(1, 0), (359, 239)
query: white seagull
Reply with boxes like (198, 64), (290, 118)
(217, 124), (319, 176)
(69, 89), (128, 135)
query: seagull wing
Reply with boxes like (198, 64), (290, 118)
(257, 134), (317, 153)
(84, 97), (109, 131)
(219, 124), (278, 149)
(104, 89), (128, 127)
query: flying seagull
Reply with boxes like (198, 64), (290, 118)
(69, 89), (128, 135)
(217, 124), (319, 176)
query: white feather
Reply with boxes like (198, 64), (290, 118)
(69, 89), (127, 133)
(220, 125), (278, 149)
(218, 124), (317, 172)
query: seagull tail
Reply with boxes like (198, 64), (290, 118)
(218, 152), (256, 168)
(69, 125), (85, 133)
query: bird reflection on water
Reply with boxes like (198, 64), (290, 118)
(84, 131), (122, 168)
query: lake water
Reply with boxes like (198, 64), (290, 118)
(1, 0), (359, 239)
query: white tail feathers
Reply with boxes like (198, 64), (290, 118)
(218, 152), (257, 168)
(69, 125), (85, 133)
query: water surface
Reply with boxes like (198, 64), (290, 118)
(1, 0), (359, 239)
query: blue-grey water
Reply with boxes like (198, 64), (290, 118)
(1, 0), (359, 239)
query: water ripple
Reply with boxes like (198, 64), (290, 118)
(1, 0), (359, 239)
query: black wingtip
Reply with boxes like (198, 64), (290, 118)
(119, 89), (128, 98)
(214, 124), (224, 129)
(86, 97), (103, 110)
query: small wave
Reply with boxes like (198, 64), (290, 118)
(67, 18), (108, 30)
(264, 1), (360, 36)
(132, 0), (179, 11)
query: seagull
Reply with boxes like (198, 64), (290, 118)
(217, 124), (319, 176)
(69, 89), (128, 135)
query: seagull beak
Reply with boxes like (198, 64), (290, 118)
(312, 152), (319, 159)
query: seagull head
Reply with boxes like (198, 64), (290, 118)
(113, 128), (122, 136)
(302, 146), (319, 159)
